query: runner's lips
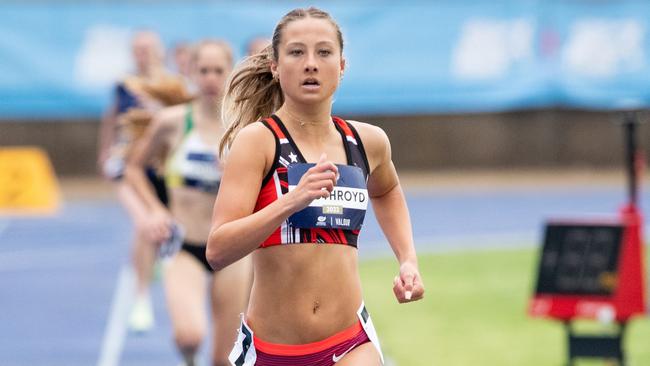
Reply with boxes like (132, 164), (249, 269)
(302, 78), (320, 86)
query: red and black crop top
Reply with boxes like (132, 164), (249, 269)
(254, 115), (371, 248)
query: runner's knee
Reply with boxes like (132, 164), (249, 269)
(174, 327), (204, 352)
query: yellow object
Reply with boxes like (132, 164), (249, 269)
(0, 147), (60, 215)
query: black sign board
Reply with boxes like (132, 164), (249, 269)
(535, 223), (624, 296)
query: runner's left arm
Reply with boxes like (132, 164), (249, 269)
(360, 123), (425, 303)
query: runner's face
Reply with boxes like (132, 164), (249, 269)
(272, 18), (345, 105)
(132, 34), (161, 73)
(192, 45), (231, 98)
(247, 38), (270, 56)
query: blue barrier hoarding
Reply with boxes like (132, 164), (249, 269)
(0, 0), (649, 119)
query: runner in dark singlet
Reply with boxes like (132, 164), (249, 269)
(97, 30), (189, 333)
(126, 40), (252, 366)
(207, 7), (424, 366)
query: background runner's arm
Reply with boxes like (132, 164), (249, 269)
(124, 110), (179, 243)
(125, 113), (174, 213)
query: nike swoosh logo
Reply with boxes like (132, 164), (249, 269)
(332, 344), (357, 363)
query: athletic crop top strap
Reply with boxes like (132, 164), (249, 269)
(262, 116), (286, 141)
(332, 116), (370, 179)
(259, 117), (282, 188)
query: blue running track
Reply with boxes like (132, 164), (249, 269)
(0, 181), (647, 365)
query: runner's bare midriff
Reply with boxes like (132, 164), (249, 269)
(169, 187), (214, 243)
(247, 244), (363, 344)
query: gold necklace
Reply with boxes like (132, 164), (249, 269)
(284, 108), (328, 127)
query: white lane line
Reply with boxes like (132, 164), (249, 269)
(97, 266), (135, 366)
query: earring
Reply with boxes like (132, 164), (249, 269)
(272, 73), (279, 82)
(339, 73), (344, 82)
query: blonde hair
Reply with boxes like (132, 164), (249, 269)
(219, 7), (344, 156)
(191, 39), (234, 69)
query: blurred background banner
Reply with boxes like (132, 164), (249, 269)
(1, 0), (650, 119)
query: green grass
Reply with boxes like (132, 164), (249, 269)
(360, 248), (650, 366)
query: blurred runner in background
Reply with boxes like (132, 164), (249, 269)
(245, 35), (271, 57)
(126, 40), (252, 366)
(170, 41), (198, 96)
(97, 29), (191, 333)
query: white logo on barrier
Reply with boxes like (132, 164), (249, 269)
(74, 24), (133, 89)
(562, 19), (645, 78)
(451, 18), (534, 80)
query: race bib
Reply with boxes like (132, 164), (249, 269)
(287, 163), (368, 230)
(182, 152), (221, 182)
(180, 152), (221, 192)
